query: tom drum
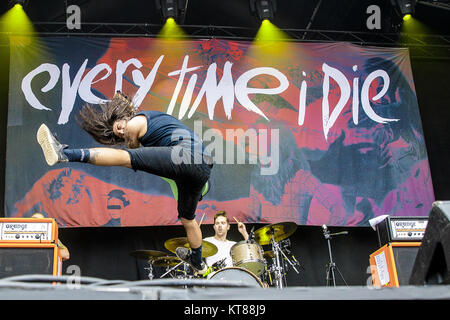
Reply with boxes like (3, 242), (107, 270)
(230, 240), (265, 276)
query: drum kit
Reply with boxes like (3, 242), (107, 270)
(130, 222), (303, 289)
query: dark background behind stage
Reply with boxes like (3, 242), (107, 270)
(58, 224), (380, 286)
(0, 0), (449, 286)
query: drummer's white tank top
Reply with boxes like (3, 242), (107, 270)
(204, 237), (236, 267)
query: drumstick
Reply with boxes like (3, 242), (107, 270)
(233, 217), (240, 224)
(198, 212), (206, 226)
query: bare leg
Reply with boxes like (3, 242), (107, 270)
(88, 148), (132, 168)
(37, 124), (133, 169)
(180, 217), (202, 249)
(88, 149), (206, 252)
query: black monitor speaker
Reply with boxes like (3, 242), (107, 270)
(409, 201), (450, 285)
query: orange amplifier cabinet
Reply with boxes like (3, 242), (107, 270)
(0, 218), (58, 243)
(369, 242), (421, 287)
(0, 218), (62, 277)
(0, 243), (62, 276)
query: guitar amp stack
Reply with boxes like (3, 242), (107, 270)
(0, 217), (63, 278)
(369, 216), (428, 287)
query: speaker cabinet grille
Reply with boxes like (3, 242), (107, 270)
(0, 245), (60, 278)
(392, 246), (419, 285)
(369, 242), (421, 287)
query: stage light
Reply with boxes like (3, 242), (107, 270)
(255, 18), (288, 42)
(9, 0), (28, 9)
(1, 0), (34, 35)
(249, 18), (292, 60)
(157, 15), (186, 39)
(403, 14), (412, 21)
(155, 0), (188, 24)
(250, 0), (277, 22)
(391, 0), (416, 18)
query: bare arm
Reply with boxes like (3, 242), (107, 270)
(57, 240), (70, 261)
(124, 115), (147, 149)
(237, 222), (249, 241)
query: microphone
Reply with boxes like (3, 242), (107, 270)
(322, 224), (328, 232)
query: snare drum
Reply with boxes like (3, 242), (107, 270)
(209, 267), (264, 288)
(230, 240), (265, 276)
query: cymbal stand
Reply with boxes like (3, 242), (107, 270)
(269, 229), (291, 289)
(270, 238), (301, 289)
(160, 261), (185, 279)
(278, 244), (300, 274)
(144, 260), (154, 280)
(281, 239), (305, 273)
(270, 237), (284, 289)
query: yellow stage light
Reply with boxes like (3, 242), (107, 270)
(157, 17), (186, 39)
(242, 19), (296, 72)
(255, 19), (289, 43)
(0, 2), (34, 35)
(251, 19), (292, 58)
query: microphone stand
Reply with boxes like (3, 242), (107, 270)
(322, 225), (348, 287)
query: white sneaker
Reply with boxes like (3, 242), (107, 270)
(37, 124), (68, 166)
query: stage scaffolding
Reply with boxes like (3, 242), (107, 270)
(0, 22), (449, 60)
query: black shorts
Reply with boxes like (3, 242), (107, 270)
(125, 144), (212, 220)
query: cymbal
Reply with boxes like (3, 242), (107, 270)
(254, 222), (297, 245)
(164, 237), (218, 258)
(152, 256), (182, 267)
(130, 250), (168, 260)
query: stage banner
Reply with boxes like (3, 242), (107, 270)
(5, 36), (435, 227)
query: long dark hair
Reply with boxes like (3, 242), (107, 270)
(77, 91), (135, 145)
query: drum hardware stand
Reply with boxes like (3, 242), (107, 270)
(322, 224), (348, 287)
(271, 238), (284, 289)
(160, 260), (185, 279)
(270, 239), (303, 289)
(144, 260), (155, 280)
(278, 244), (300, 274)
(268, 230), (299, 289)
(279, 239), (304, 273)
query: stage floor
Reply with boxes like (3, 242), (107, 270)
(0, 276), (448, 300)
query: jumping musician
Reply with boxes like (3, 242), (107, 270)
(37, 91), (213, 275)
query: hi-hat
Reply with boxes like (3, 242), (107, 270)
(130, 250), (168, 260)
(254, 222), (297, 245)
(164, 237), (218, 258)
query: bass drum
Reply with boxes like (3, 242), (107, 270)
(209, 267), (264, 288)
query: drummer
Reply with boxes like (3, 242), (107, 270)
(204, 211), (249, 269)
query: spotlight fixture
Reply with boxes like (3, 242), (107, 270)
(155, 0), (188, 24)
(391, 0), (417, 19)
(249, 0), (277, 22)
(9, 0), (28, 8)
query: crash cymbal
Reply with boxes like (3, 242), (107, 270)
(164, 237), (218, 258)
(130, 250), (168, 260)
(152, 256), (182, 268)
(254, 222), (297, 245)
